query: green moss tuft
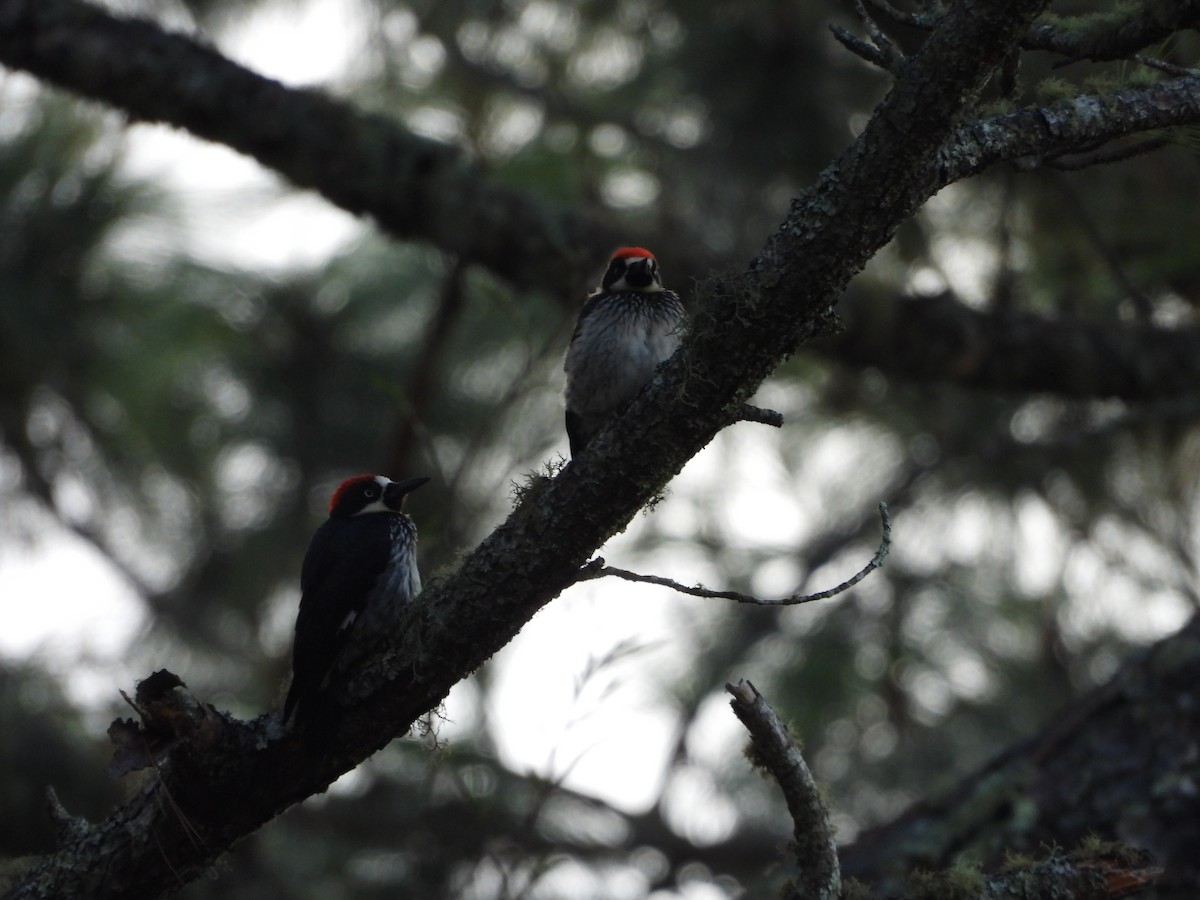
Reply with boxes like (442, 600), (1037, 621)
(906, 859), (985, 900)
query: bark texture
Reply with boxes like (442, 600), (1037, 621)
(843, 611), (1200, 898)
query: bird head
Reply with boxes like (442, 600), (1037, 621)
(328, 474), (431, 518)
(601, 247), (664, 293)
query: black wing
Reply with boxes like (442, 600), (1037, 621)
(283, 516), (392, 724)
(565, 408), (591, 457)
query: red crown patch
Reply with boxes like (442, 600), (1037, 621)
(611, 246), (656, 260)
(329, 474), (378, 513)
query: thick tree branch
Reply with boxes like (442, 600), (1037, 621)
(1024, 3), (1200, 62)
(827, 291), (1200, 401)
(0, 0), (615, 293)
(866, 0), (1200, 63)
(937, 74), (1200, 183)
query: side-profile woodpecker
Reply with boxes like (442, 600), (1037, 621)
(563, 247), (685, 456)
(283, 473), (430, 728)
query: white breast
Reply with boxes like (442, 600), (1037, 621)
(564, 295), (683, 417)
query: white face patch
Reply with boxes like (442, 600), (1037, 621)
(351, 476), (394, 517)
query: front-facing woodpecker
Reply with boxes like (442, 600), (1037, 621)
(283, 473), (429, 728)
(563, 247), (685, 456)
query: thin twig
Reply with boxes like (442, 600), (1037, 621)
(1133, 54), (1200, 78)
(580, 503), (891, 606)
(387, 255), (469, 477)
(853, 0), (903, 68)
(1043, 136), (1172, 171)
(1054, 175), (1155, 320)
(726, 680), (840, 900)
(830, 0), (902, 72)
(119, 689), (146, 719)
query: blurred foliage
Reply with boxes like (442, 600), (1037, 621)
(2, 0), (1200, 898)
(0, 661), (121, 856)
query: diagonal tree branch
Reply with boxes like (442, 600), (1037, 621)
(0, 0), (615, 294)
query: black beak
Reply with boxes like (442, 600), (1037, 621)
(384, 475), (431, 510)
(625, 258), (656, 289)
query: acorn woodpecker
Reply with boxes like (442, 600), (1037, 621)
(283, 473), (430, 728)
(563, 247), (685, 456)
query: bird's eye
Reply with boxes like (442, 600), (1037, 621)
(363, 486), (379, 498)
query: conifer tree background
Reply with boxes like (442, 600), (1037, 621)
(2, 0), (1200, 897)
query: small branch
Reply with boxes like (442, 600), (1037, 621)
(999, 47), (1020, 99)
(830, 24), (894, 72)
(45, 787), (91, 845)
(733, 403), (784, 428)
(581, 503), (891, 606)
(1041, 136), (1172, 171)
(830, 0), (905, 73)
(726, 680), (840, 900)
(852, 0), (903, 67)
(1133, 55), (1200, 79)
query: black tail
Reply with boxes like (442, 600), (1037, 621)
(282, 676), (337, 743)
(566, 409), (590, 457)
